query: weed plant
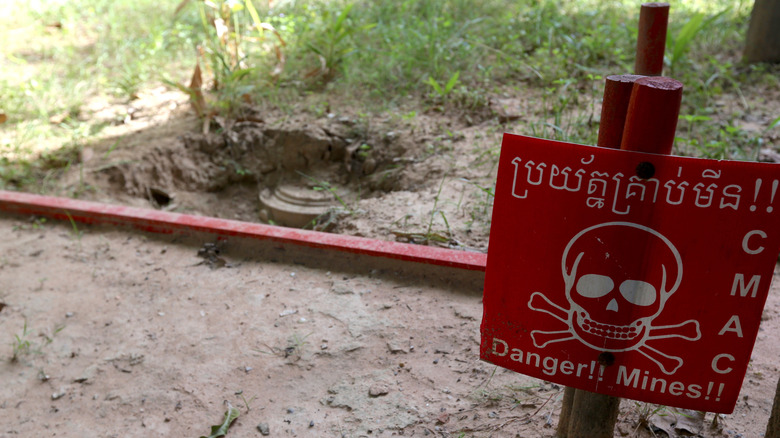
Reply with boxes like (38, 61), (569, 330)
(10, 320), (32, 362)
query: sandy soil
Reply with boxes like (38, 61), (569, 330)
(1, 214), (779, 438)
(1, 74), (779, 437)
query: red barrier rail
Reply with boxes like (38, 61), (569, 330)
(0, 190), (487, 271)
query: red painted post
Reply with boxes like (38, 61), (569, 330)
(621, 76), (683, 155)
(558, 4), (677, 437)
(557, 77), (683, 438)
(556, 75), (645, 438)
(596, 74), (645, 149)
(635, 3), (670, 76)
(557, 75), (643, 438)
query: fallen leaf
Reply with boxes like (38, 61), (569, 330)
(200, 405), (240, 438)
(650, 408), (704, 437)
(0, 113), (6, 124)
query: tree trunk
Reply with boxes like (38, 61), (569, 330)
(766, 374), (780, 437)
(744, 0), (780, 63)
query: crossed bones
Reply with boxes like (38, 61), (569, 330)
(528, 292), (700, 375)
(526, 222), (701, 376)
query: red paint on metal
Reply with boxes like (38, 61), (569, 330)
(0, 190), (487, 271)
(621, 76), (683, 155)
(635, 2), (670, 76)
(597, 75), (645, 149)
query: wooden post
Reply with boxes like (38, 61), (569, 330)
(556, 75), (682, 437)
(597, 75), (645, 149)
(744, 0), (780, 63)
(566, 390), (622, 437)
(556, 74), (641, 438)
(621, 77), (683, 155)
(556, 4), (675, 436)
(635, 3), (670, 75)
(555, 387), (576, 438)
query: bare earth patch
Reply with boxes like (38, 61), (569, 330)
(2, 78), (779, 437)
(0, 215), (779, 437)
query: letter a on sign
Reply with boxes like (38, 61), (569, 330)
(480, 134), (780, 413)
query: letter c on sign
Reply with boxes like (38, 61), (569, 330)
(743, 230), (767, 255)
(712, 354), (735, 374)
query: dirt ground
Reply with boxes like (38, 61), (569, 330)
(1, 79), (779, 437)
(1, 214), (779, 438)
(53, 86), (508, 253)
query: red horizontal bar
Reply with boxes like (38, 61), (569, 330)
(0, 190), (487, 271)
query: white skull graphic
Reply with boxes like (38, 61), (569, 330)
(528, 221), (700, 375)
(562, 222), (682, 352)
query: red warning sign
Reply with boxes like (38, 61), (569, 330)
(480, 134), (780, 413)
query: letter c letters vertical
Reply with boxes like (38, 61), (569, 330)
(742, 230), (767, 255)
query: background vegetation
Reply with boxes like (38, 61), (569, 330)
(0, 0), (778, 190)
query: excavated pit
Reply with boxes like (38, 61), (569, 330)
(97, 117), (409, 228)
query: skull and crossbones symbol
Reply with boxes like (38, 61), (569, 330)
(528, 222), (700, 375)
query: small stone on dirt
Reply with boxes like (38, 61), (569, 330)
(330, 282), (353, 295)
(279, 309), (298, 317)
(257, 422), (270, 435)
(52, 388), (67, 400)
(368, 384), (389, 397)
(386, 341), (408, 354)
(129, 353), (145, 365)
(73, 364), (99, 383)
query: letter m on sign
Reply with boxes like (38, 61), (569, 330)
(731, 274), (760, 298)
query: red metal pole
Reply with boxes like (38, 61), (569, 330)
(621, 76), (683, 155)
(635, 3), (670, 76)
(0, 190), (487, 271)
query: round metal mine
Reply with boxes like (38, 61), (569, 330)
(259, 184), (336, 228)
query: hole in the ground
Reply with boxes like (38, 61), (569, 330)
(147, 187), (173, 207)
(100, 120), (406, 228)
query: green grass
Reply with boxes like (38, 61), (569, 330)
(10, 319), (32, 362)
(1, 0), (778, 191)
(0, 0), (197, 189)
